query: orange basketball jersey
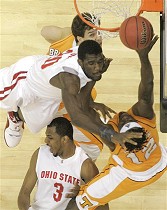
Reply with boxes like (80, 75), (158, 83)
(47, 34), (75, 56)
(108, 108), (162, 172)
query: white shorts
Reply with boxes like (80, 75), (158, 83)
(76, 145), (167, 209)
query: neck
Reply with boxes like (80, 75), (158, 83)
(60, 143), (76, 159)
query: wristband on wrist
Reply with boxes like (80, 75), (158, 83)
(99, 126), (116, 142)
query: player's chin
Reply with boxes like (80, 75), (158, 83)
(93, 75), (102, 81)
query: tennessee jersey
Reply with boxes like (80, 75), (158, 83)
(108, 108), (162, 172)
(47, 34), (76, 56)
(75, 108), (167, 210)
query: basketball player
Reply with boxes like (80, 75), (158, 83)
(65, 36), (167, 210)
(41, 13), (111, 161)
(17, 117), (109, 210)
(2, 13), (114, 161)
(41, 13), (102, 56)
(0, 40), (140, 151)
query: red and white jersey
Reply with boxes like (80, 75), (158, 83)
(0, 47), (91, 132)
(29, 145), (89, 210)
(26, 46), (91, 99)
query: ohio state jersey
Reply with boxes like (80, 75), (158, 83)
(29, 145), (89, 210)
(0, 46), (91, 132)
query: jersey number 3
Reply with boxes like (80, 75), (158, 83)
(53, 182), (64, 202)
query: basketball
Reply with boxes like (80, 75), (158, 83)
(119, 16), (154, 50)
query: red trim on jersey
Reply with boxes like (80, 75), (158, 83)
(0, 71), (27, 100)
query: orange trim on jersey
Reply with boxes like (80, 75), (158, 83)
(78, 163), (166, 207)
(75, 126), (103, 151)
(108, 108), (161, 171)
(47, 34), (75, 55)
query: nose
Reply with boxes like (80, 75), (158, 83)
(96, 31), (102, 45)
(93, 63), (101, 73)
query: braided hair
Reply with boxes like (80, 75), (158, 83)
(125, 127), (148, 153)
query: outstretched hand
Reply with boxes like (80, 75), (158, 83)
(99, 125), (143, 150)
(136, 35), (159, 57)
(101, 56), (113, 73)
(91, 102), (117, 122)
(112, 131), (143, 149)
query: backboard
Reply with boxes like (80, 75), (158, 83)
(160, 0), (167, 132)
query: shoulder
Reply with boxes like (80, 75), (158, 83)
(81, 158), (99, 183)
(31, 148), (40, 163)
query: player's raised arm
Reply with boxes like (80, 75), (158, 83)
(132, 35), (159, 119)
(41, 25), (71, 43)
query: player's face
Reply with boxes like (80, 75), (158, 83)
(118, 112), (136, 130)
(81, 28), (102, 46)
(79, 53), (104, 81)
(45, 127), (63, 157)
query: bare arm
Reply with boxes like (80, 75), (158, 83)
(65, 158), (99, 201)
(62, 82), (105, 134)
(132, 35), (159, 119)
(41, 25), (71, 43)
(65, 158), (109, 210)
(51, 72), (142, 149)
(81, 158), (99, 183)
(18, 149), (39, 210)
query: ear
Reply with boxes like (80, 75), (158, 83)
(77, 36), (83, 45)
(63, 136), (69, 143)
(78, 59), (83, 68)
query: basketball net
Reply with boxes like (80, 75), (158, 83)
(74, 0), (163, 39)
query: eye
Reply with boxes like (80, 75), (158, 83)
(97, 30), (101, 36)
(89, 33), (95, 38)
(98, 60), (104, 64)
(46, 136), (53, 140)
(88, 61), (94, 65)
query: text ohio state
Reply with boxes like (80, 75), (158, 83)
(40, 171), (80, 185)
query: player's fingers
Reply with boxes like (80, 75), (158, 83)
(101, 111), (107, 122)
(65, 186), (80, 198)
(125, 138), (137, 146)
(128, 132), (143, 139)
(150, 35), (159, 48)
(105, 110), (111, 119)
(108, 108), (117, 114)
(65, 193), (74, 198)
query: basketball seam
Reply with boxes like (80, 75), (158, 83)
(135, 16), (139, 49)
(125, 18), (131, 48)
(144, 20), (151, 47)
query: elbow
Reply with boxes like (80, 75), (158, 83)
(41, 26), (47, 38)
(70, 116), (81, 127)
(70, 113), (84, 128)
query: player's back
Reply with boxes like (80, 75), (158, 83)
(26, 48), (79, 98)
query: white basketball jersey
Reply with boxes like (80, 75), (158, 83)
(0, 46), (91, 132)
(29, 145), (89, 210)
(26, 46), (91, 99)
